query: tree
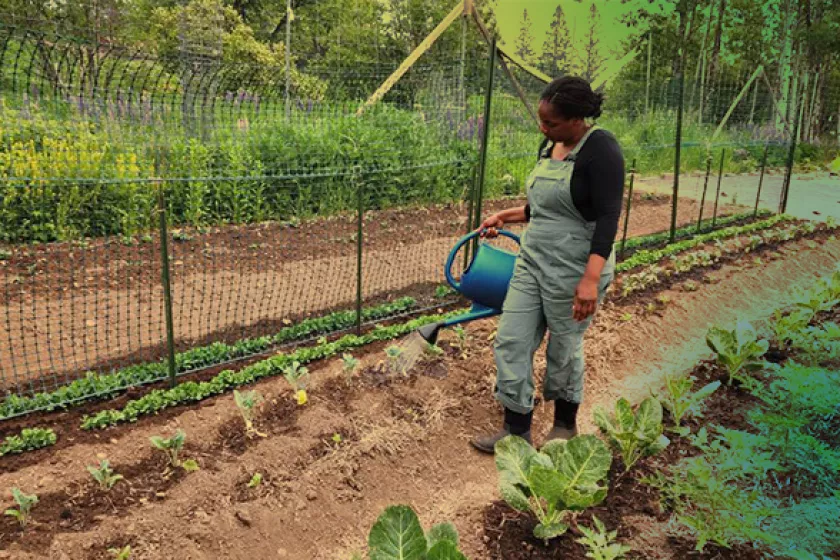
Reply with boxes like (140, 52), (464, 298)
(540, 4), (576, 78)
(514, 8), (536, 66)
(582, 2), (604, 81)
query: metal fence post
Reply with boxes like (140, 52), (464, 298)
(712, 148), (725, 227)
(754, 143), (768, 217)
(670, 67), (686, 244)
(780, 102), (802, 214)
(619, 158), (636, 259)
(472, 37), (496, 233)
(696, 154), (712, 233)
(355, 167), (364, 335)
(157, 182), (178, 388)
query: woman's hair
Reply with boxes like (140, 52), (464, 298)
(540, 76), (604, 120)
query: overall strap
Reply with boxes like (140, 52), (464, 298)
(565, 125), (600, 163)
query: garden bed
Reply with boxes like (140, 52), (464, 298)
(1, 217), (839, 559)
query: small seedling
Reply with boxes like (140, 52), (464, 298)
(656, 294), (672, 306)
(424, 343), (444, 357)
(233, 390), (267, 437)
(4, 487), (37, 527)
(576, 516), (632, 560)
(108, 545), (132, 560)
(658, 374), (720, 428)
(150, 429), (186, 468)
(247, 473), (263, 488)
(283, 361), (310, 405)
(683, 280), (699, 292)
(434, 285), (453, 298)
(171, 230), (193, 242)
(619, 312), (633, 322)
(87, 459), (124, 491)
(385, 345), (404, 375)
(341, 353), (359, 382)
(331, 433), (343, 444)
(645, 302), (657, 313)
(182, 459), (200, 472)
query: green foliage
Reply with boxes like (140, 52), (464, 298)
(764, 497), (840, 560)
(0, 427), (57, 456)
(87, 459), (124, 491)
(2, 297), (415, 420)
(108, 546), (132, 560)
(150, 429), (186, 468)
(80, 309), (465, 429)
(705, 320), (769, 385)
(247, 473), (263, 488)
(282, 361), (309, 404)
(384, 345), (405, 375)
(495, 434), (612, 541)
(575, 516), (632, 560)
(643, 428), (780, 552)
(4, 487), (37, 528)
(658, 374), (720, 427)
(594, 397), (670, 472)
(366, 505), (466, 560)
(233, 389), (266, 437)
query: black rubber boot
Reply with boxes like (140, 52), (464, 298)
(470, 408), (532, 454)
(544, 399), (580, 443)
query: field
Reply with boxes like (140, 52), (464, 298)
(2, 176), (839, 559)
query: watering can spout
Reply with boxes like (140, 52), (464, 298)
(417, 229), (520, 342)
(417, 322), (444, 345)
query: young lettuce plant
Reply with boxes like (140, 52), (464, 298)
(594, 397), (670, 472)
(341, 352), (359, 383)
(365, 504), (467, 559)
(705, 320), (769, 385)
(233, 390), (266, 438)
(150, 429), (186, 468)
(4, 487), (37, 527)
(495, 434), (612, 541)
(87, 459), (124, 491)
(384, 345), (404, 375)
(108, 545), (132, 560)
(575, 515), (632, 560)
(658, 374), (721, 432)
(282, 361), (310, 405)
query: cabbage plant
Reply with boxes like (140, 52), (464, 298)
(495, 434), (612, 541)
(363, 504), (466, 560)
(594, 397), (670, 472)
(706, 320), (769, 385)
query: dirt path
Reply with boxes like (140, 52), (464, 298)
(2, 231), (836, 560)
(1, 194), (742, 392)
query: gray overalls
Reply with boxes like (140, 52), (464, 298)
(493, 126), (615, 414)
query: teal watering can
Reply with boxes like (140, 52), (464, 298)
(417, 229), (520, 344)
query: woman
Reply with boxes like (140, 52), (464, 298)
(471, 76), (624, 453)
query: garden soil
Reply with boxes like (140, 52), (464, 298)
(1, 230), (838, 559)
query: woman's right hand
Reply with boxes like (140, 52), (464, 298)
(477, 213), (504, 238)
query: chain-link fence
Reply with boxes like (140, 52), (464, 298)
(0, 8), (835, 417)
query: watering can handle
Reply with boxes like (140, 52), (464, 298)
(444, 229), (521, 291)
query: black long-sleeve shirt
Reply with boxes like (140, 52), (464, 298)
(524, 129), (625, 259)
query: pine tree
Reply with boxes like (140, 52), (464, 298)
(540, 4), (575, 77)
(514, 8), (536, 66)
(582, 2), (604, 81)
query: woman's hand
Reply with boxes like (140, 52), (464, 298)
(573, 276), (599, 321)
(477, 213), (504, 238)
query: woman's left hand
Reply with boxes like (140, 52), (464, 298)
(573, 277), (599, 321)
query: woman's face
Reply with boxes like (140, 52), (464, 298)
(538, 100), (583, 144)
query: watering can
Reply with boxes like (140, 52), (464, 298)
(417, 229), (520, 345)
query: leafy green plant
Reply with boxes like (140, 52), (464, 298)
(341, 352), (359, 382)
(0, 427), (57, 456)
(384, 345), (405, 375)
(594, 397), (670, 472)
(108, 545), (132, 560)
(434, 285), (454, 299)
(424, 343), (444, 357)
(150, 429), (186, 468)
(282, 361), (310, 405)
(576, 516), (632, 560)
(233, 390), (266, 437)
(791, 286), (840, 321)
(495, 434), (612, 541)
(87, 459), (124, 491)
(2, 298), (416, 421)
(705, 321), (769, 385)
(247, 473), (263, 488)
(365, 504), (467, 559)
(4, 488), (37, 527)
(79, 309), (466, 430)
(658, 374), (720, 428)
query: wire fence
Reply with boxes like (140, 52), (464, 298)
(0, 12), (835, 417)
